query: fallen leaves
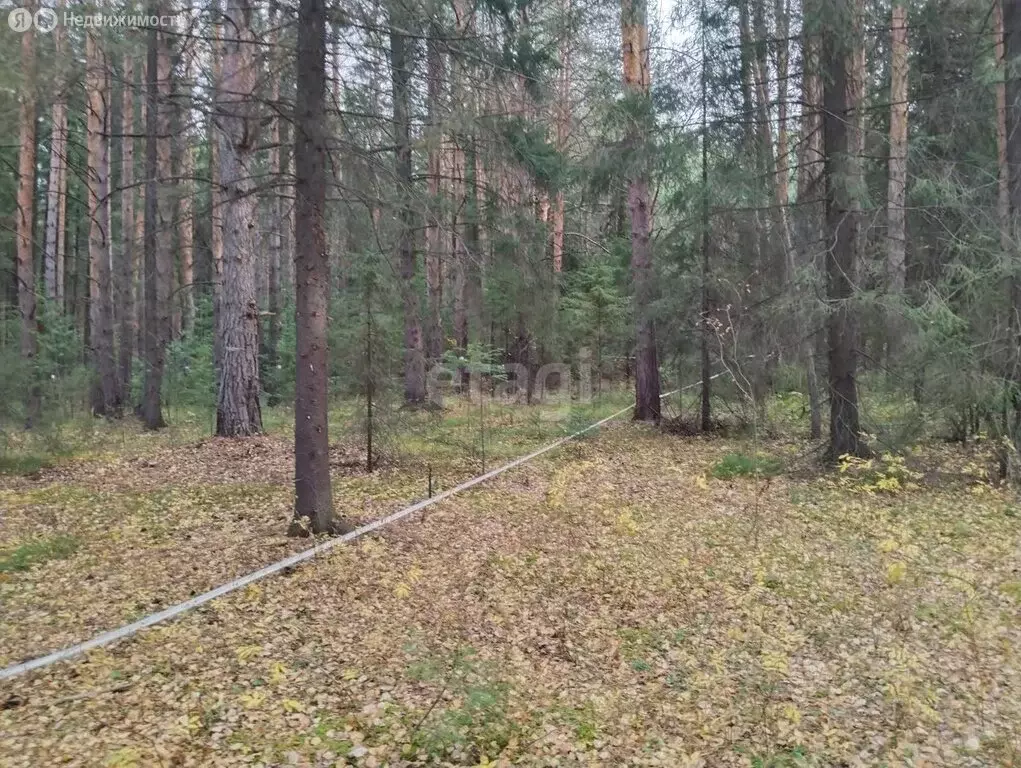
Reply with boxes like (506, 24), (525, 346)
(0, 418), (1019, 766)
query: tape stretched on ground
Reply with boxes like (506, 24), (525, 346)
(0, 382), (715, 682)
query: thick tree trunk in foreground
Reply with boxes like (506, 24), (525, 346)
(119, 55), (137, 398)
(390, 7), (427, 404)
(142, 15), (172, 430)
(425, 35), (445, 364)
(823, 0), (867, 459)
(86, 29), (120, 416)
(996, 0), (1010, 261)
(291, 0), (345, 536)
(215, 0), (263, 436)
(16, 3), (39, 424)
(552, 0), (572, 273)
(797, 0), (824, 439)
(210, 11), (225, 381)
(886, 2), (909, 352)
(177, 48), (195, 336)
(265, 1), (283, 401)
(44, 14), (67, 305)
(622, 0), (661, 422)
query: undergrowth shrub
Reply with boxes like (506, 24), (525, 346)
(711, 452), (783, 479)
(0, 535), (79, 573)
(404, 644), (522, 763)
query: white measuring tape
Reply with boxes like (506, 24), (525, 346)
(1, 383), (716, 681)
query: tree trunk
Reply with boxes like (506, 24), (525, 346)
(291, 0), (345, 536)
(622, 0), (661, 421)
(86, 28), (120, 416)
(1006, 0), (1021, 373)
(265, 0), (283, 403)
(699, 0), (712, 432)
(887, 2), (908, 297)
(390, 6), (427, 404)
(884, 1), (909, 362)
(823, 0), (867, 459)
(996, 0), (1010, 260)
(215, 0), (263, 436)
(44, 12), (67, 305)
(142, 10), (172, 430)
(177, 49), (195, 336)
(797, 0), (824, 439)
(119, 55), (137, 398)
(210, 10), (225, 382)
(16, 1), (39, 424)
(552, 0), (572, 273)
(425, 35), (446, 364)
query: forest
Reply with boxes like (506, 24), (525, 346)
(1, 0), (1021, 764)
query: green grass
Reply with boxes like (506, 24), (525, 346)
(711, 451), (783, 479)
(0, 535), (80, 573)
(0, 453), (52, 476)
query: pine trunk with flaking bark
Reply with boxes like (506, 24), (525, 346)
(216, 0), (263, 436)
(16, 1), (39, 423)
(266, 2), (283, 400)
(996, 0), (1010, 258)
(797, 0), (824, 439)
(390, 6), (427, 404)
(552, 0), (571, 274)
(622, 0), (661, 422)
(291, 0), (346, 535)
(451, 0), (473, 383)
(886, 1), (908, 354)
(142, 11), (172, 430)
(119, 55), (136, 396)
(87, 28), (120, 416)
(177, 49), (195, 335)
(1006, 0), (1021, 352)
(425, 35), (446, 364)
(44, 11), (67, 305)
(823, 0), (867, 459)
(210, 3), (224, 380)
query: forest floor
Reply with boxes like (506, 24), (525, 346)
(1, 397), (1020, 767)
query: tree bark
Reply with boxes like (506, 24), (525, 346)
(1006, 0), (1021, 352)
(887, 3), (908, 297)
(210, 9), (225, 382)
(215, 0), (263, 436)
(622, 0), (661, 421)
(996, 0), (1010, 259)
(291, 0), (345, 535)
(552, 0), (571, 274)
(886, 2), (909, 356)
(177, 48), (196, 336)
(425, 35), (446, 364)
(44, 10), (67, 305)
(16, 0), (39, 424)
(390, 5), (427, 404)
(823, 0), (867, 459)
(142, 9), (172, 430)
(86, 27), (120, 416)
(119, 55), (137, 398)
(266, 0), (283, 402)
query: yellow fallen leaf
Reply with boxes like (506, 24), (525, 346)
(282, 698), (304, 713)
(394, 582), (411, 599)
(886, 561), (907, 585)
(269, 661), (287, 684)
(236, 644), (262, 663)
(239, 691), (266, 710)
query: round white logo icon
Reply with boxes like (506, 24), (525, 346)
(34, 7), (57, 32)
(8, 7), (32, 32)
